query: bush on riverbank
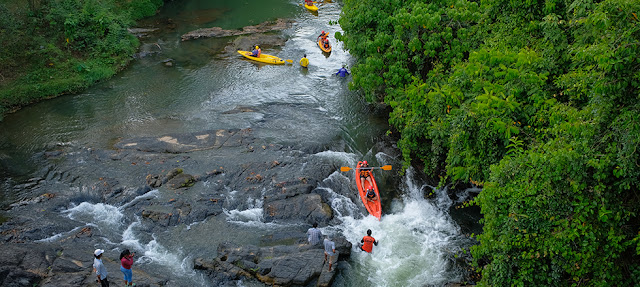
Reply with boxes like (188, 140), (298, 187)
(0, 0), (164, 120)
(339, 0), (640, 285)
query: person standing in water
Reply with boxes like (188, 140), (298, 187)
(119, 249), (135, 286)
(93, 249), (110, 287)
(360, 229), (379, 253)
(335, 65), (350, 77)
(300, 54), (309, 68)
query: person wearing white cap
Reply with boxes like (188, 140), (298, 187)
(93, 249), (109, 286)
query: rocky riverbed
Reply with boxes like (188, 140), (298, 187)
(0, 127), (373, 286)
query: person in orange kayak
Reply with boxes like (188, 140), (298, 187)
(360, 229), (378, 253)
(250, 45), (261, 57)
(359, 161), (374, 188)
(365, 188), (377, 202)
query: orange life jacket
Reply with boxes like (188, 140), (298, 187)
(361, 236), (376, 253)
(360, 169), (370, 178)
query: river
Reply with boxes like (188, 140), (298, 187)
(0, 1), (476, 286)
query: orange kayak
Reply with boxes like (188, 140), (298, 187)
(356, 161), (382, 220)
(318, 37), (332, 53)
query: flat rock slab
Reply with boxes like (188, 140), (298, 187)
(114, 129), (252, 153)
(181, 18), (294, 41)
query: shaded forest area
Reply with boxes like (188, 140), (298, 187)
(337, 0), (640, 285)
(0, 0), (164, 119)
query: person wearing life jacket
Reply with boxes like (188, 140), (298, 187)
(304, 0), (314, 6)
(365, 188), (377, 202)
(360, 229), (378, 253)
(300, 54), (309, 68)
(317, 31), (329, 48)
(359, 161), (373, 188)
(251, 46), (261, 57)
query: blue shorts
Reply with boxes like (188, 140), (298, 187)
(120, 266), (132, 282)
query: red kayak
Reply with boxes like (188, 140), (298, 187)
(355, 161), (382, 220)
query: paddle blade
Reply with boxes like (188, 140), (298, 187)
(286, 59), (293, 63)
(381, 165), (392, 171)
(340, 166), (352, 172)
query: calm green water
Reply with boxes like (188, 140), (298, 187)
(0, 1), (469, 286)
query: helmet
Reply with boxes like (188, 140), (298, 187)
(255, 46), (259, 49)
(304, 54), (307, 57)
(322, 31), (325, 34)
(363, 161), (368, 165)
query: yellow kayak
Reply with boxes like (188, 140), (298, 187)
(305, 3), (318, 11)
(237, 50), (285, 65)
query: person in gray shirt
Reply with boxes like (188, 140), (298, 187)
(306, 222), (323, 246)
(323, 236), (336, 271)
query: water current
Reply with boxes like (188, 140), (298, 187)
(0, 1), (477, 286)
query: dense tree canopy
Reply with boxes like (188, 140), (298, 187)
(0, 0), (163, 119)
(339, 0), (640, 285)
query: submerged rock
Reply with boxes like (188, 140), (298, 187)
(181, 18), (294, 41)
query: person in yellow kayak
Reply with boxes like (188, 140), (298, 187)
(250, 46), (261, 57)
(359, 161), (374, 188)
(304, 0), (314, 6)
(300, 54), (309, 68)
(317, 31), (329, 48)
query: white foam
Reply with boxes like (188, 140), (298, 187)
(63, 202), (124, 227)
(332, 167), (463, 286)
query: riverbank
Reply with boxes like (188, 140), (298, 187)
(0, 0), (164, 120)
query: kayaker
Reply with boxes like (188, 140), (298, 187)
(304, 0), (314, 6)
(335, 65), (350, 77)
(360, 229), (378, 253)
(250, 46), (261, 57)
(300, 54), (309, 68)
(366, 188), (377, 202)
(317, 31), (329, 48)
(359, 161), (373, 188)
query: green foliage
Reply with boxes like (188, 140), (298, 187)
(340, 0), (640, 285)
(0, 0), (163, 117)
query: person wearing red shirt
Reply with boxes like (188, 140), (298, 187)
(119, 249), (135, 286)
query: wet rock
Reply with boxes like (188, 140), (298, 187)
(196, 240), (350, 286)
(128, 27), (160, 38)
(181, 18), (294, 41)
(264, 193), (332, 225)
(115, 129), (253, 153)
(166, 173), (195, 189)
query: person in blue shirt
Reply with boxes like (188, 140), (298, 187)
(250, 46), (261, 57)
(335, 65), (349, 77)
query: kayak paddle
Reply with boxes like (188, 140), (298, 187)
(340, 165), (392, 172)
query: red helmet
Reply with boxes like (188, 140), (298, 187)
(322, 31), (325, 34)
(363, 161), (368, 165)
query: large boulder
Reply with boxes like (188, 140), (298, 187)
(195, 239), (351, 287)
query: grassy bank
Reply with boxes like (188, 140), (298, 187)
(0, 0), (164, 120)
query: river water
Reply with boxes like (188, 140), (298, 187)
(0, 1), (475, 286)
